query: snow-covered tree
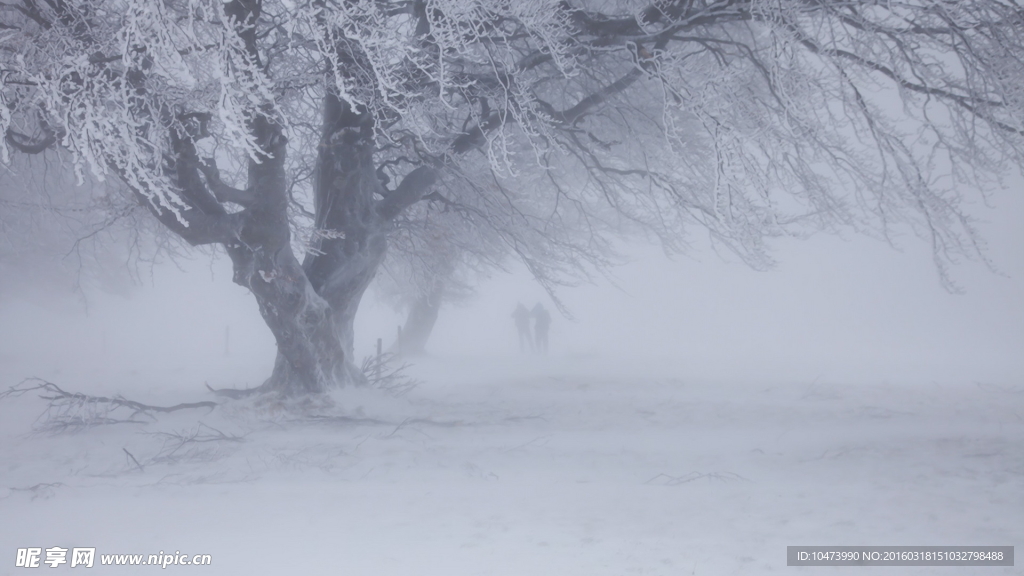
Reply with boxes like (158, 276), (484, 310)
(2, 0), (1022, 394)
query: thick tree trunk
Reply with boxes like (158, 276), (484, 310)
(231, 92), (393, 395)
(209, 114), (363, 395)
(233, 246), (355, 394)
(227, 237), (379, 394)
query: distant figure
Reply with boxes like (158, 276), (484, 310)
(512, 302), (534, 353)
(532, 302), (551, 355)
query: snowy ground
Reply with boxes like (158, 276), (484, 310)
(1, 355), (1020, 575)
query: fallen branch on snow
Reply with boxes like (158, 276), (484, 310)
(0, 378), (217, 432)
(205, 382), (265, 399)
(645, 471), (749, 485)
(141, 423), (245, 467)
(9, 482), (65, 499)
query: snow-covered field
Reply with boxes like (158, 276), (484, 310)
(1, 354), (1020, 575)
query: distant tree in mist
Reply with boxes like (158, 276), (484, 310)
(375, 171), (533, 356)
(375, 213), (482, 357)
(2, 0), (1022, 394)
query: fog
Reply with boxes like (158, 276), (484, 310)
(1, 185), (1021, 575)
(3, 175), (1021, 392)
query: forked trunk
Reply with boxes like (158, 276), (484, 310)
(204, 92), (395, 395)
(210, 114), (369, 394)
(241, 86), (412, 394)
(214, 89), (432, 395)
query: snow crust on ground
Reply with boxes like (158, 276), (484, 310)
(1, 354), (1020, 575)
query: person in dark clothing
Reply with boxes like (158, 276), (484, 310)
(512, 302), (534, 353)
(532, 302), (551, 355)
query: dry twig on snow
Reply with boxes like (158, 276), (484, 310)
(361, 352), (419, 396)
(140, 423), (245, 467)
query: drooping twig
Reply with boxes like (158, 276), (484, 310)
(123, 448), (145, 472)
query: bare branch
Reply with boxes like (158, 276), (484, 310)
(377, 165), (437, 220)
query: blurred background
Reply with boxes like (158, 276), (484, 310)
(1, 175), (1021, 394)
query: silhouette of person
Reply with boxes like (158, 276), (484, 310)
(532, 302), (551, 355)
(512, 302), (534, 353)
